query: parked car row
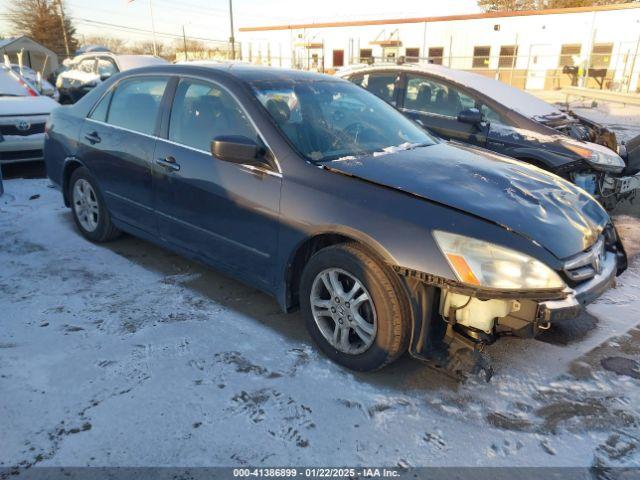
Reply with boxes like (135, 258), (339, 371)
(337, 64), (640, 210)
(10, 64), (59, 100)
(43, 63), (629, 379)
(0, 51), (167, 169)
(56, 52), (168, 104)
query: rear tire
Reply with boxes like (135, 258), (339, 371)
(68, 167), (121, 242)
(300, 243), (410, 371)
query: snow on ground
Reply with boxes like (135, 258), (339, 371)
(2, 178), (640, 469)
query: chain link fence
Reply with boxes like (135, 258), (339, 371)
(238, 40), (640, 94)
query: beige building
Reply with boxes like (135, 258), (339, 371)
(238, 3), (640, 92)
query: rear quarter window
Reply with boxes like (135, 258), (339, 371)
(89, 90), (112, 122)
(106, 77), (168, 135)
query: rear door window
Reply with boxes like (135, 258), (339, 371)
(107, 77), (168, 135)
(168, 79), (257, 152)
(404, 74), (475, 117)
(358, 72), (398, 105)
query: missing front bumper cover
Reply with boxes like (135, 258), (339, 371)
(537, 251), (617, 323)
(395, 250), (618, 331)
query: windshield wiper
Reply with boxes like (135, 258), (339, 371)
(0, 93), (21, 97)
(373, 142), (432, 155)
(403, 142), (432, 150)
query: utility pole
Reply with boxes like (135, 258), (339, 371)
(149, 0), (158, 56)
(628, 33), (640, 93)
(56, 0), (71, 58)
(128, 1), (158, 56)
(182, 25), (188, 62)
(228, 0), (235, 60)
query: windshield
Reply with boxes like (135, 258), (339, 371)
(253, 80), (436, 162)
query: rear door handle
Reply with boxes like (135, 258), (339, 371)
(84, 131), (101, 144)
(155, 155), (180, 171)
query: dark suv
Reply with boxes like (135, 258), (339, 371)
(338, 64), (640, 210)
(44, 64), (627, 377)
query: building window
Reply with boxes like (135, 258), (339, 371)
(332, 49), (344, 67)
(472, 46), (491, 68)
(405, 48), (420, 61)
(559, 44), (581, 67)
(359, 48), (372, 63)
(428, 47), (444, 65)
(498, 45), (518, 68)
(383, 48), (397, 61)
(590, 43), (613, 68)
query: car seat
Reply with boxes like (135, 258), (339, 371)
(416, 84), (432, 110)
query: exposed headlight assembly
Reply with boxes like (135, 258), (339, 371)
(433, 231), (566, 290)
(564, 142), (625, 173)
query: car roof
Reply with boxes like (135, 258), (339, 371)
(127, 63), (346, 84)
(336, 63), (562, 120)
(204, 64), (340, 83)
(70, 53), (168, 70)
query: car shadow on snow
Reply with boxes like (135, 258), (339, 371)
(56, 210), (459, 391)
(55, 205), (640, 394)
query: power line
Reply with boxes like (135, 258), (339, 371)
(72, 17), (228, 43)
(64, 0), (231, 32)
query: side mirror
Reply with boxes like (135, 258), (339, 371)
(100, 73), (112, 81)
(457, 108), (484, 125)
(211, 135), (260, 164)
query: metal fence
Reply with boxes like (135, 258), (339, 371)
(238, 42), (640, 94)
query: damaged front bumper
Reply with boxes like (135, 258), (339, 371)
(605, 172), (640, 196)
(394, 246), (623, 342)
(571, 170), (640, 210)
(537, 250), (617, 324)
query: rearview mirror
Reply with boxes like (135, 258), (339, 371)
(211, 135), (260, 164)
(457, 108), (484, 125)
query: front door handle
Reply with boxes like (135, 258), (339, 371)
(155, 155), (180, 171)
(84, 131), (101, 144)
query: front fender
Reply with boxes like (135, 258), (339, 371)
(501, 145), (576, 172)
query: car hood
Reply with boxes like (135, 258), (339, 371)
(0, 95), (58, 115)
(324, 142), (609, 259)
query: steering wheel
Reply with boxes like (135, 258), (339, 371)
(342, 122), (367, 143)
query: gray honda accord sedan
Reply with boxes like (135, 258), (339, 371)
(44, 64), (628, 377)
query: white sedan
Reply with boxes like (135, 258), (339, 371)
(0, 66), (58, 165)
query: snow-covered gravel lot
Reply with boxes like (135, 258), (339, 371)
(1, 99), (640, 471)
(2, 176), (640, 470)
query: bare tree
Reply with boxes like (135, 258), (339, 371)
(7, 0), (78, 56)
(128, 40), (166, 57)
(172, 38), (206, 61)
(478, 0), (637, 11)
(82, 36), (125, 54)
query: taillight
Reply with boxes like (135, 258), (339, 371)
(18, 78), (38, 96)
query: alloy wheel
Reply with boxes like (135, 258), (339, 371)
(310, 268), (377, 355)
(72, 178), (99, 232)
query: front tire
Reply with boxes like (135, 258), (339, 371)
(300, 243), (410, 371)
(69, 167), (121, 242)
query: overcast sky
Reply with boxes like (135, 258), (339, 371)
(0, 0), (481, 46)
